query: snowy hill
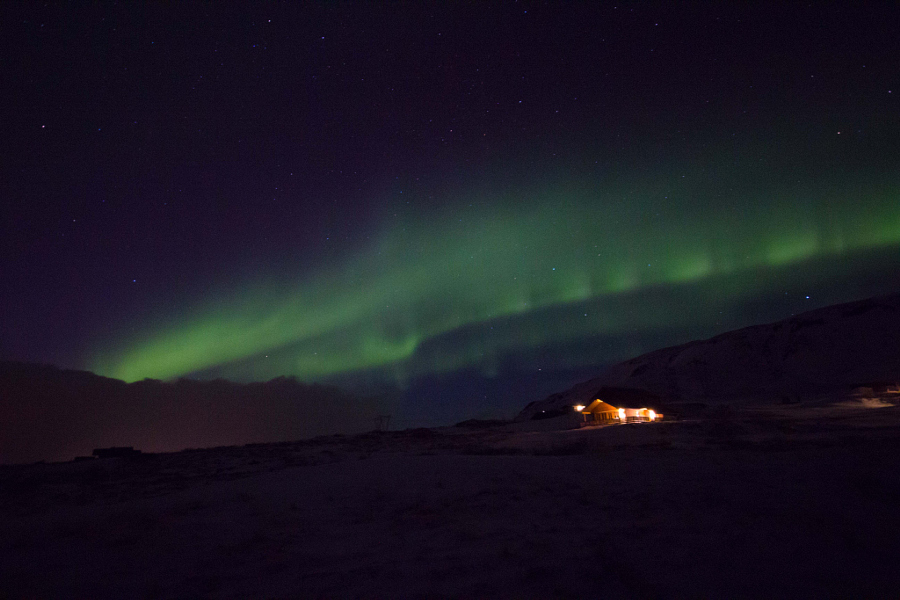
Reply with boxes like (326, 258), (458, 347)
(519, 293), (900, 420)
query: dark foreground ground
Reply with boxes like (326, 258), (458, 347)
(3, 398), (900, 599)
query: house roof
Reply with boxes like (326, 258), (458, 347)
(583, 399), (618, 413)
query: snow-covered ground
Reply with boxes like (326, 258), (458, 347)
(3, 400), (900, 599)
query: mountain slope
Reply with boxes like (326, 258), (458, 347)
(519, 293), (900, 419)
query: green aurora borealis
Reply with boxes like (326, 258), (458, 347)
(5, 1), (900, 436)
(90, 149), (900, 387)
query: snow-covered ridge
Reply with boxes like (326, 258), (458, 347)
(519, 293), (900, 419)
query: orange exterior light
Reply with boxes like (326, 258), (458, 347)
(574, 405), (585, 412)
(618, 408), (626, 420)
(648, 410), (657, 421)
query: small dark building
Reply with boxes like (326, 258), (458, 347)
(92, 446), (142, 459)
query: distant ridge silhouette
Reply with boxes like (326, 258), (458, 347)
(0, 363), (385, 464)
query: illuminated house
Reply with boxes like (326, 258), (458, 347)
(577, 389), (663, 425)
(578, 400), (619, 423)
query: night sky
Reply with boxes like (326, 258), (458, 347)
(3, 3), (899, 423)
